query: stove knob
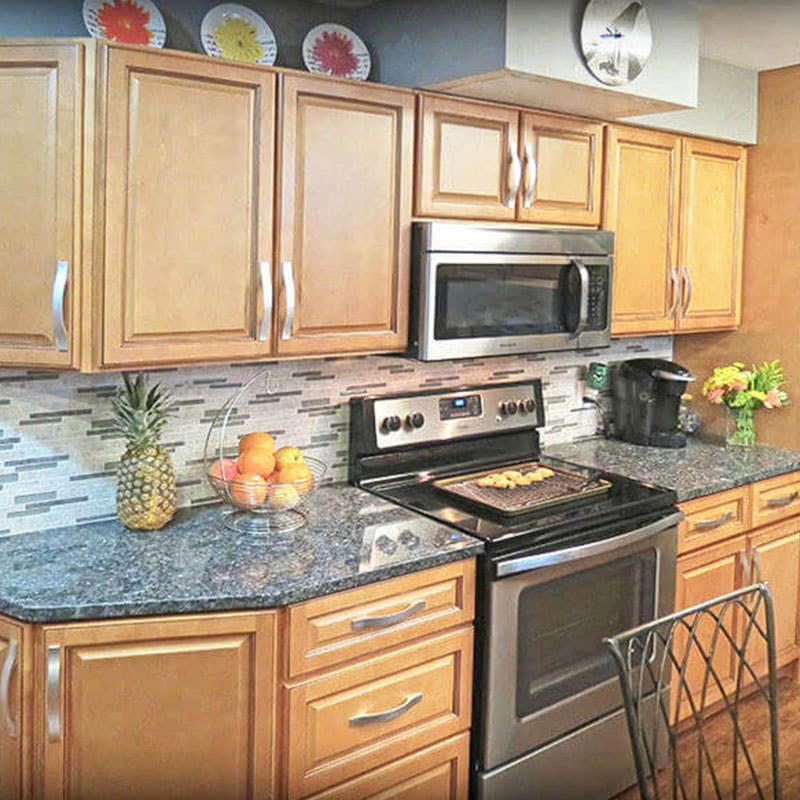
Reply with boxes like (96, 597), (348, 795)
(506, 401), (517, 416)
(525, 398), (536, 413)
(381, 415), (402, 433)
(406, 412), (425, 429)
(517, 399), (528, 414)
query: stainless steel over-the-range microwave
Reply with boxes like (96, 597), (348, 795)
(409, 222), (613, 361)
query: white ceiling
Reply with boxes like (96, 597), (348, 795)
(697, 0), (800, 70)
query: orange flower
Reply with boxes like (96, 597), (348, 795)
(705, 387), (725, 404)
(729, 378), (748, 391)
(764, 390), (783, 408)
(312, 31), (358, 76)
(97, 0), (152, 45)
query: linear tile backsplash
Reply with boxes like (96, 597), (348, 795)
(0, 337), (671, 535)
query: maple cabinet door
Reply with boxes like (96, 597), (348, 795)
(40, 613), (277, 800)
(0, 43), (81, 368)
(605, 126), (681, 336)
(676, 138), (746, 332)
(101, 47), (275, 367)
(0, 617), (26, 800)
(415, 94), (520, 221)
(518, 112), (603, 226)
(276, 75), (413, 356)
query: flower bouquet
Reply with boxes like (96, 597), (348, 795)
(701, 360), (789, 446)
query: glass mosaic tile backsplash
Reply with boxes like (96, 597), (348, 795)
(0, 337), (671, 535)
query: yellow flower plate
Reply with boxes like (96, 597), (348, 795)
(201, 3), (277, 65)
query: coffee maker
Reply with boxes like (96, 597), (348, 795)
(611, 358), (694, 448)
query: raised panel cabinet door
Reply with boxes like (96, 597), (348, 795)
(676, 138), (746, 332)
(276, 75), (413, 355)
(518, 112), (603, 226)
(415, 94), (519, 220)
(101, 46), (275, 367)
(605, 126), (681, 336)
(0, 43), (81, 368)
(40, 612), (277, 800)
(0, 617), (26, 800)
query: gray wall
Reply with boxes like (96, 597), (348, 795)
(0, 0), (349, 69)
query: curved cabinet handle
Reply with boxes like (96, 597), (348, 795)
(766, 491), (799, 508)
(752, 546), (763, 583)
(694, 511), (734, 530)
(351, 600), (426, 631)
(0, 640), (18, 738)
(46, 645), (61, 742)
(281, 261), (296, 341)
(681, 265), (692, 316)
(258, 261), (272, 343)
(348, 692), (423, 727)
(741, 548), (752, 585)
(669, 265), (680, 319)
(505, 146), (522, 209)
(52, 261), (69, 352)
(522, 142), (536, 209)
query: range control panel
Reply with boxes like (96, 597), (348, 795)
(370, 380), (544, 450)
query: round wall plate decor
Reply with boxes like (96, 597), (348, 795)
(581, 0), (652, 86)
(302, 23), (370, 80)
(83, 0), (166, 47)
(201, 4), (277, 66)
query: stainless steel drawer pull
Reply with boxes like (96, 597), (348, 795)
(348, 692), (423, 727)
(522, 142), (536, 208)
(694, 511), (734, 530)
(281, 261), (296, 341)
(351, 599), (426, 631)
(681, 265), (692, 316)
(669, 265), (680, 319)
(46, 644), (61, 742)
(0, 640), (18, 738)
(766, 491), (799, 508)
(52, 260), (69, 352)
(505, 145), (522, 208)
(258, 261), (272, 343)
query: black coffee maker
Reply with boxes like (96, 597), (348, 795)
(611, 358), (694, 448)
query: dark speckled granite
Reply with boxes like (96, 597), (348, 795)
(0, 486), (482, 623)
(545, 437), (800, 502)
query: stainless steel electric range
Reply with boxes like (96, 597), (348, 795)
(349, 379), (681, 800)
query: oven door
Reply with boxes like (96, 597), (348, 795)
(416, 253), (610, 361)
(481, 511), (680, 770)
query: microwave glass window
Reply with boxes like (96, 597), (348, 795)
(514, 550), (656, 718)
(434, 264), (573, 340)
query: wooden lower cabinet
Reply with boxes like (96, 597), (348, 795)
(0, 617), (28, 800)
(39, 612), (277, 800)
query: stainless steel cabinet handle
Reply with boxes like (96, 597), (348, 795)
(348, 692), (423, 727)
(52, 260), (69, 352)
(505, 146), (522, 208)
(570, 258), (590, 339)
(0, 640), (18, 738)
(681, 265), (692, 316)
(694, 511), (734, 530)
(669, 265), (680, 319)
(766, 491), (799, 508)
(522, 142), (536, 208)
(752, 546), (763, 583)
(258, 261), (272, 343)
(281, 261), (296, 341)
(46, 645), (61, 742)
(741, 548), (752, 585)
(351, 600), (426, 631)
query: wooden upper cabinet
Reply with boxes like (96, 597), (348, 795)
(0, 43), (81, 368)
(416, 94), (519, 221)
(518, 112), (603, 225)
(276, 75), (413, 356)
(39, 612), (277, 800)
(0, 617), (26, 800)
(605, 126), (681, 336)
(100, 46), (276, 367)
(677, 138), (746, 332)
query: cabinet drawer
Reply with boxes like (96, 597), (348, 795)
(678, 486), (750, 554)
(286, 626), (473, 798)
(751, 471), (800, 528)
(307, 732), (469, 800)
(287, 560), (475, 677)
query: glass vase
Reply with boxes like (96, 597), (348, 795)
(726, 405), (756, 447)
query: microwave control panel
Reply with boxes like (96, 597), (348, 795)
(587, 269), (609, 330)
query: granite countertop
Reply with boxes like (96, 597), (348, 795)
(0, 485), (482, 624)
(545, 437), (800, 502)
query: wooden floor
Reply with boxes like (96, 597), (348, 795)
(614, 677), (800, 799)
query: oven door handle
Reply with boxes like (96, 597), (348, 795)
(495, 511), (683, 578)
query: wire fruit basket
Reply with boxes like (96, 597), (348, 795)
(203, 369), (327, 534)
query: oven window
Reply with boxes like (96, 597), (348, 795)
(515, 551), (656, 718)
(434, 263), (575, 339)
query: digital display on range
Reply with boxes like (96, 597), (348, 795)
(439, 394), (482, 420)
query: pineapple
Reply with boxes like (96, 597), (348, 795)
(112, 373), (177, 531)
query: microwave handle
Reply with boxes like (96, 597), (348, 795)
(495, 511), (683, 578)
(569, 258), (590, 339)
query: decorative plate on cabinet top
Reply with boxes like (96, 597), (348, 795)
(580, 0), (652, 86)
(201, 4), (277, 65)
(302, 23), (371, 80)
(83, 0), (166, 47)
